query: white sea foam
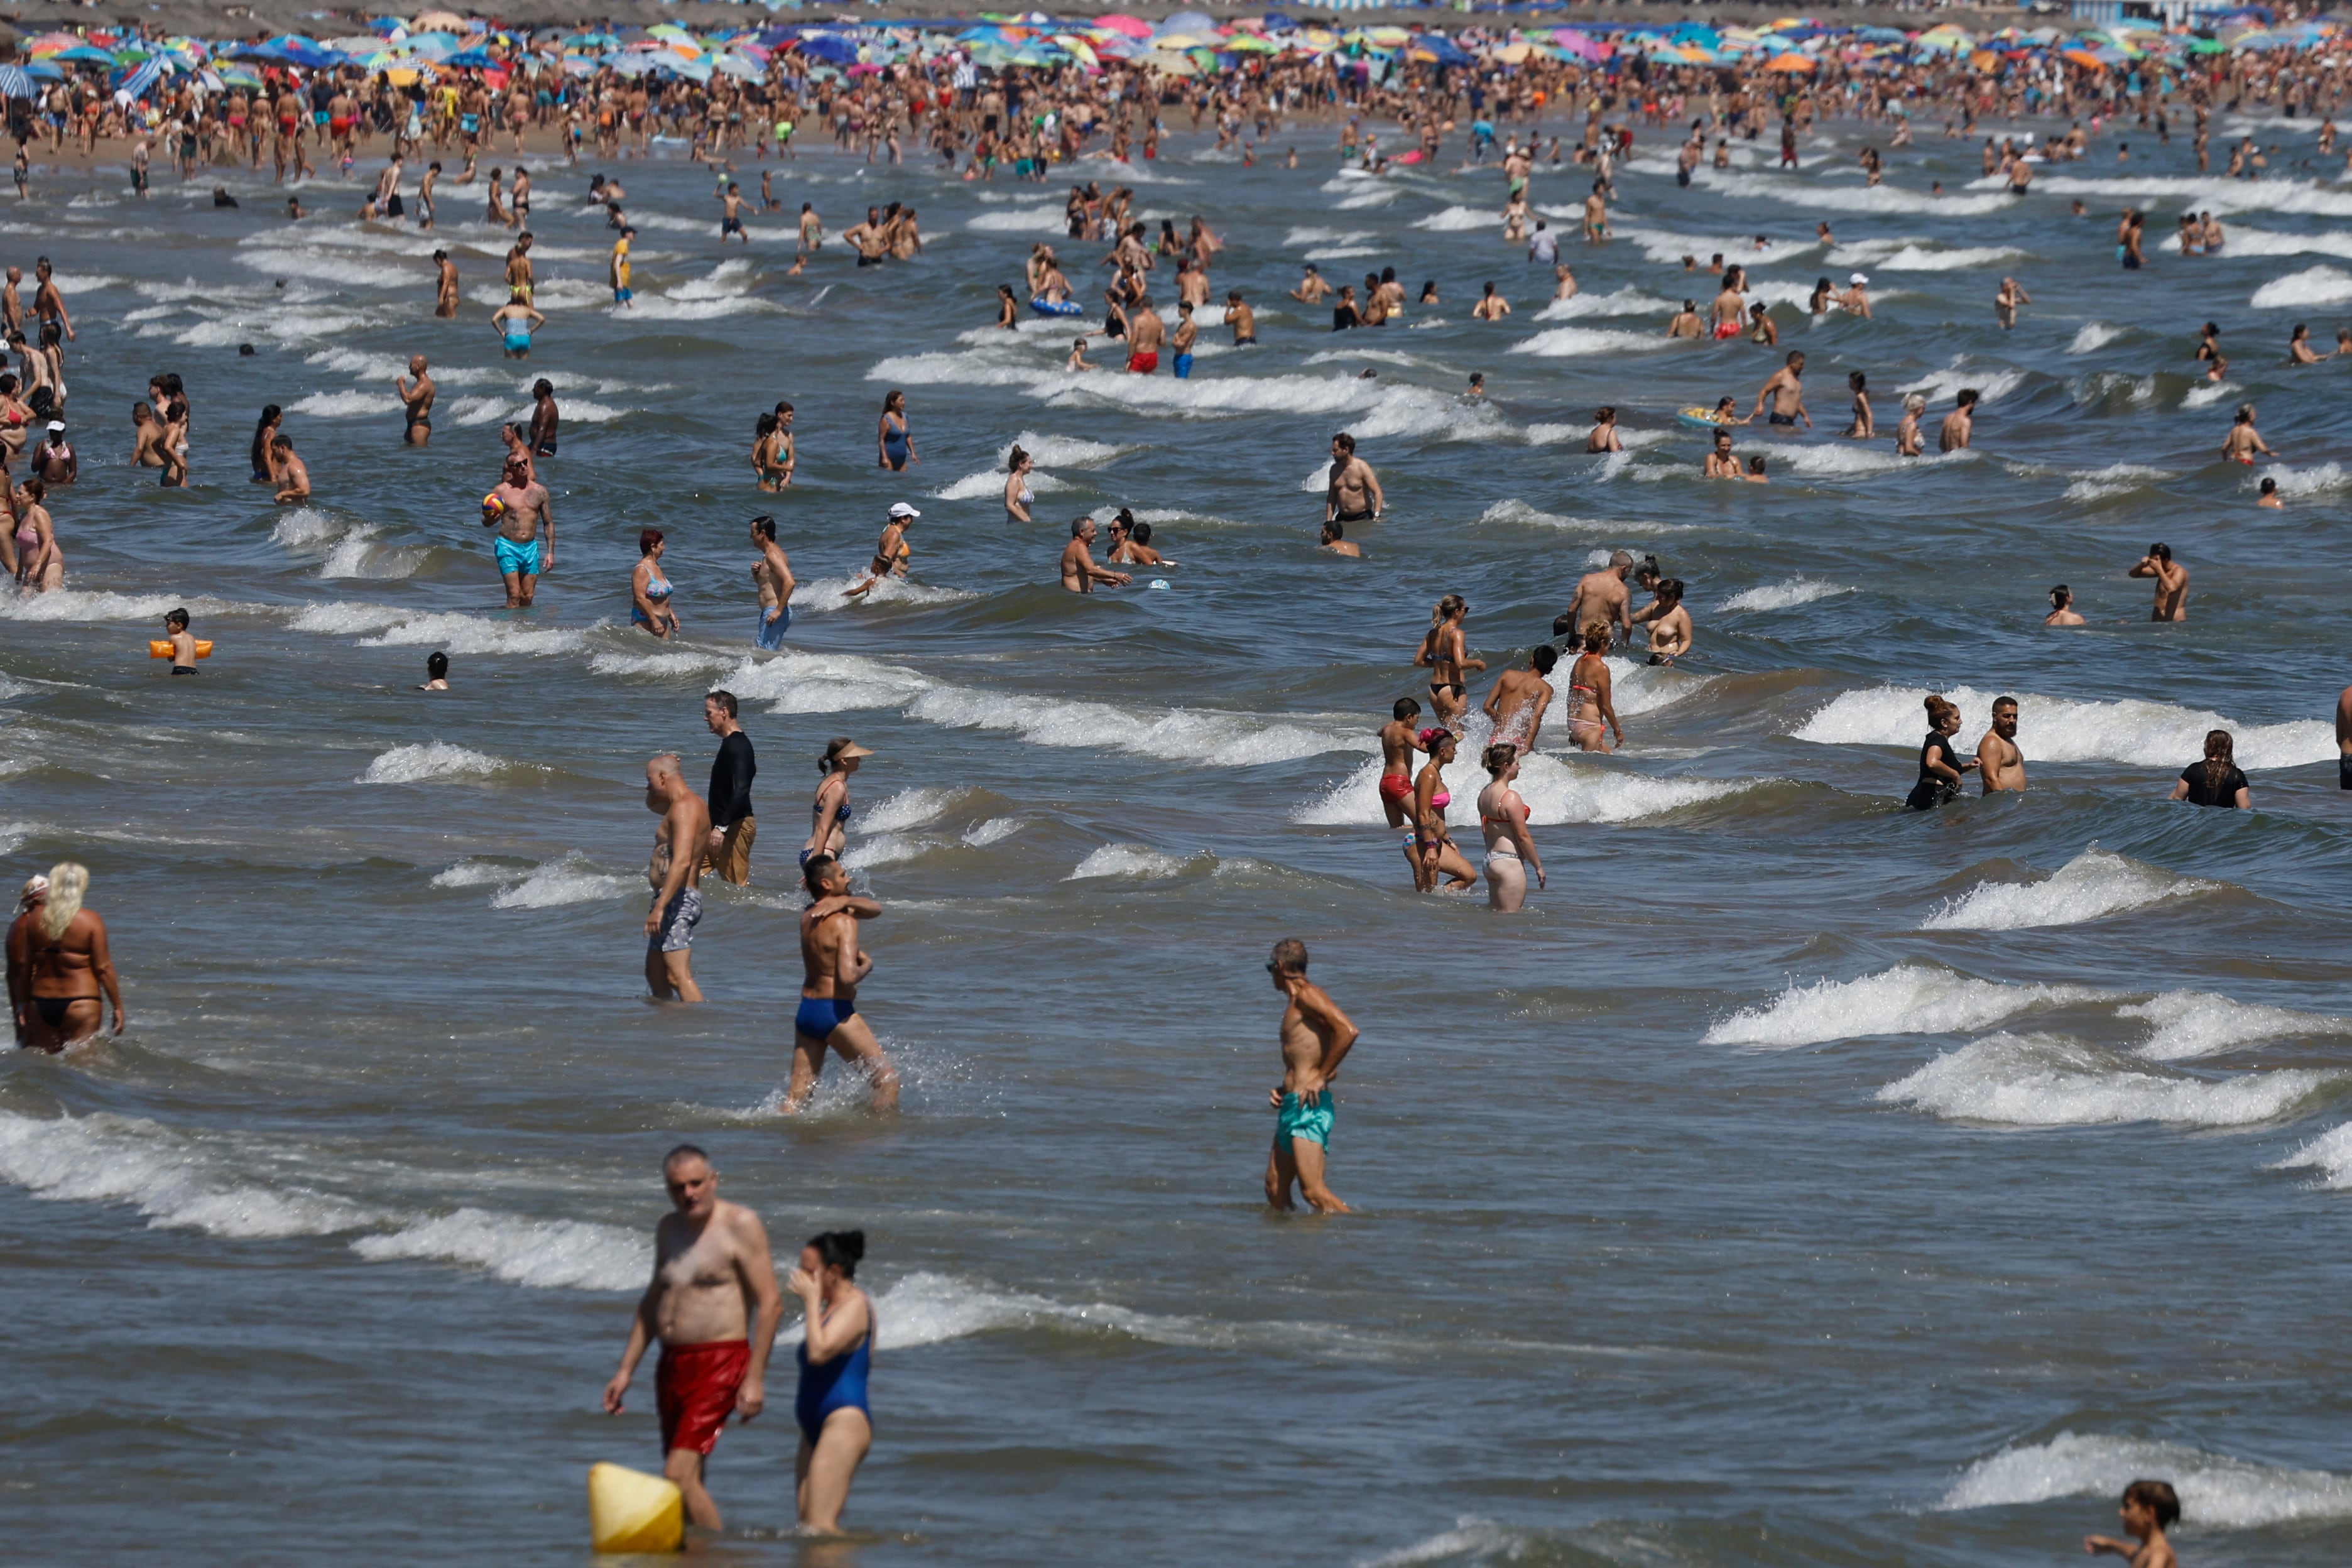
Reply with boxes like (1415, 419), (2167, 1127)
(0, 1109), (376, 1239)
(430, 859), (523, 890)
(357, 742), (509, 785)
(1923, 849), (2218, 932)
(2182, 378), (2241, 410)
(782, 575), (980, 615)
(1794, 684), (2332, 770)
(1284, 226), (1370, 247)
(1775, 444), (1976, 478)
(1877, 1033), (2329, 1128)
(2254, 461), (2351, 498)
(2062, 462), (2169, 503)
(857, 787), (959, 835)
(964, 817), (1021, 847)
(2209, 224), (2352, 261)
(1305, 244), (1381, 261)
(2275, 1122), (2352, 1189)
(353, 1209), (648, 1291)
(1939, 1431), (2352, 1528)
(291, 603), (587, 658)
(1359, 1519), (1529, 1568)
(1295, 745), (1745, 831)
(1721, 578), (1852, 613)
(1712, 173), (2015, 216)
(2120, 991), (2352, 1062)
(286, 389), (396, 418)
(1532, 286), (1677, 320)
(1001, 430), (1124, 468)
(1067, 844), (1189, 880)
(931, 466), (1073, 501)
(963, 205), (1068, 234)
(1507, 326), (1675, 359)
(487, 855), (635, 910)
(1704, 964), (2113, 1050)
(2067, 322), (2124, 354)
(2250, 263), (2352, 310)
(1411, 204), (1496, 232)
(0, 589), (248, 624)
(1897, 357), (2025, 405)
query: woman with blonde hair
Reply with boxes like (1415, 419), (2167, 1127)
(6, 861), (123, 1049)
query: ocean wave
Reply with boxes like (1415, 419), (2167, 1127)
(0, 1108), (378, 1239)
(2255, 460), (2351, 498)
(1507, 325), (1676, 358)
(293, 602), (588, 658)
(962, 206), (1067, 234)
(1295, 746), (1744, 830)
(1939, 1430), (2352, 1528)
(785, 576), (982, 615)
(0, 589), (250, 624)
(2182, 378), (2241, 410)
(1774, 444), (1977, 478)
(2250, 263), (2352, 310)
(2275, 1122), (2352, 1189)
(1532, 285), (1677, 320)
(429, 858), (525, 890)
(352, 1208), (648, 1292)
(856, 785), (962, 835)
(930, 467), (1074, 502)
(1703, 963), (2113, 1049)
(1876, 1032), (2330, 1128)
(2120, 989), (2352, 1061)
(1922, 848), (2218, 932)
(487, 854), (636, 910)
(1895, 357), (2025, 405)
(1713, 173), (2015, 216)
(1067, 844), (1190, 880)
(2067, 321), (2125, 354)
(2062, 461), (2169, 503)
(1283, 226), (1371, 247)
(1830, 237), (2026, 270)
(1410, 204), (1496, 232)
(357, 741), (511, 785)
(1792, 683), (2332, 770)
(286, 388), (396, 418)
(1721, 578), (1853, 612)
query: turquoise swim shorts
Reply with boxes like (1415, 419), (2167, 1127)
(1274, 1091), (1334, 1150)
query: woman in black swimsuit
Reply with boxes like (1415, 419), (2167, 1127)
(2169, 729), (2251, 809)
(1904, 695), (1977, 811)
(7, 861), (123, 1050)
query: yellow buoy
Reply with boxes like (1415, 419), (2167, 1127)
(587, 1461), (683, 1554)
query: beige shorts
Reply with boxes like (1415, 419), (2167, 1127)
(702, 815), (756, 886)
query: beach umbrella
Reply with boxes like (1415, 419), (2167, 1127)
(52, 45), (117, 64)
(0, 64), (31, 98)
(1763, 50), (1815, 70)
(710, 50), (764, 79)
(1097, 13), (1154, 38)
(2062, 46), (2106, 67)
(117, 56), (166, 97)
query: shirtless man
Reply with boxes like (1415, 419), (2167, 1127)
(1976, 697), (2025, 793)
(1125, 293), (1164, 374)
(8, 863), (123, 1050)
(1263, 939), (1361, 1216)
(32, 259), (72, 344)
(270, 433), (309, 503)
(1, 268), (21, 339)
(1939, 388), (1979, 451)
(790, 854), (899, 1111)
(397, 354), (435, 446)
(129, 403), (166, 468)
(1483, 645), (1556, 755)
(751, 514), (795, 651)
(1320, 519), (1361, 557)
(483, 457), (554, 607)
(2130, 543), (2189, 621)
(529, 379), (560, 459)
(1223, 290), (1256, 346)
(1325, 432), (1383, 526)
(642, 754), (712, 1003)
(433, 249), (459, 318)
(602, 1145), (783, 1532)
(1060, 517), (1131, 592)
(1289, 263), (1331, 304)
(1376, 697), (1424, 834)
(1754, 351), (1810, 429)
(1558, 551), (1634, 645)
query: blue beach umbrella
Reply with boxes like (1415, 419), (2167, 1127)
(0, 64), (31, 98)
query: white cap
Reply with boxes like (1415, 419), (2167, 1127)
(1848, 272), (1869, 285)
(888, 502), (920, 520)
(45, 420), (63, 432)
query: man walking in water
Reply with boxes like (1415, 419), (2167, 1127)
(1325, 431), (1383, 527)
(702, 690), (757, 886)
(397, 354), (435, 445)
(602, 1145), (783, 1534)
(482, 456), (553, 607)
(790, 854), (900, 1112)
(1977, 697), (2026, 792)
(1558, 550), (1634, 645)
(751, 514), (795, 650)
(1265, 938), (1361, 1216)
(643, 753), (711, 1003)
(2129, 542), (2188, 621)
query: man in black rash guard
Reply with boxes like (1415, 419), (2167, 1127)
(703, 692), (758, 886)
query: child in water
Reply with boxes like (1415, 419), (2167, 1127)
(163, 607), (198, 675)
(2084, 1479), (2180, 1568)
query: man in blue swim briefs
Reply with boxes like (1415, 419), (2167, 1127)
(482, 457), (554, 607)
(789, 855), (899, 1113)
(1265, 938), (1361, 1214)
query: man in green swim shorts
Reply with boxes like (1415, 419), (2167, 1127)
(1264, 939), (1361, 1214)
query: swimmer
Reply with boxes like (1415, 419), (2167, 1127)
(1324, 432), (1383, 526)
(2258, 476), (2283, 508)
(803, 736), (868, 868)
(641, 753), (710, 1002)
(1320, 518), (1361, 557)
(1290, 263), (1331, 304)
(161, 607), (199, 675)
(632, 528), (679, 640)
(1746, 455), (1769, 482)
(1059, 516), (1131, 592)
(601, 1145), (783, 1533)
(1633, 578), (1691, 665)
(269, 433), (309, 504)
(2084, 1479), (2180, 1568)
(482, 457), (554, 607)
(1476, 743), (1545, 913)
(397, 356), (435, 446)
(750, 515), (795, 651)
(790, 854), (899, 1111)
(1263, 938), (1361, 1214)
(1223, 290), (1256, 346)
(1939, 388), (1979, 452)
(844, 503), (917, 598)
(2130, 542), (2189, 621)
(1666, 300), (1704, 339)
(1412, 728), (1478, 893)
(6, 862), (123, 1051)
(433, 249), (458, 318)
(1704, 428), (1741, 477)
(1562, 623), (1623, 751)
(1375, 699), (1425, 858)
(1905, 695), (1976, 810)
(611, 226), (634, 306)
(491, 290), (544, 359)
(31, 420), (74, 485)
(1977, 696), (2025, 793)
(529, 379), (560, 459)
(1125, 292), (1164, 373)
(1557, 551), (1634, 648)
(1415, 592), (1484, 730)
(2045, 584), (2085, 626)
(2290, 323), (2322, 364)
(788, 1230), (878, 1533)
(11, 477), (58, 589)
(762, 401), (795, 488)
(1896, 393), (1927, 456)
(129, 402), (165, 467)
(1482, 643), (1556, 756)
(1065, 337), (1095, 372)
(1586, 406), (1623, 453)
(1845, 372), (1875, 438)
(876, 389), (915, 471)
(1107, 509), (1173, 567)
(1471, 281), (1511, 321)
(419, 650), (450, 690)
(2221, 402), (2277, 462)
(1754, 350), (1810, 429)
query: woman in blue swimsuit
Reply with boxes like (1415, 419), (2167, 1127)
(802, 738), (870, 865)
(630, 528), (678, 639)
(789, 1229), (874, 1534)
(875, 389), (914, 471)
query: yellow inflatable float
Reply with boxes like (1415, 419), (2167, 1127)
(587, 1461), (683, 1554)
(148, 640), (213, 659)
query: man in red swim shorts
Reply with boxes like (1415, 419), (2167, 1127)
(1126, 291), (1164, 374)
(602, 1145), (783, 1532)
(1376, 697), (1425, 839)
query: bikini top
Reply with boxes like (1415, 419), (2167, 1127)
(1481, 792), (1528, 829)
(641, 569), (671, 600)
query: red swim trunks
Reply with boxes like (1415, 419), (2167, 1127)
(656, 1339), (749, 1456)
(1712, 321), (1741, 340)
(1378, 773), (1413, 805)
(1126, 351), (1158, 374)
